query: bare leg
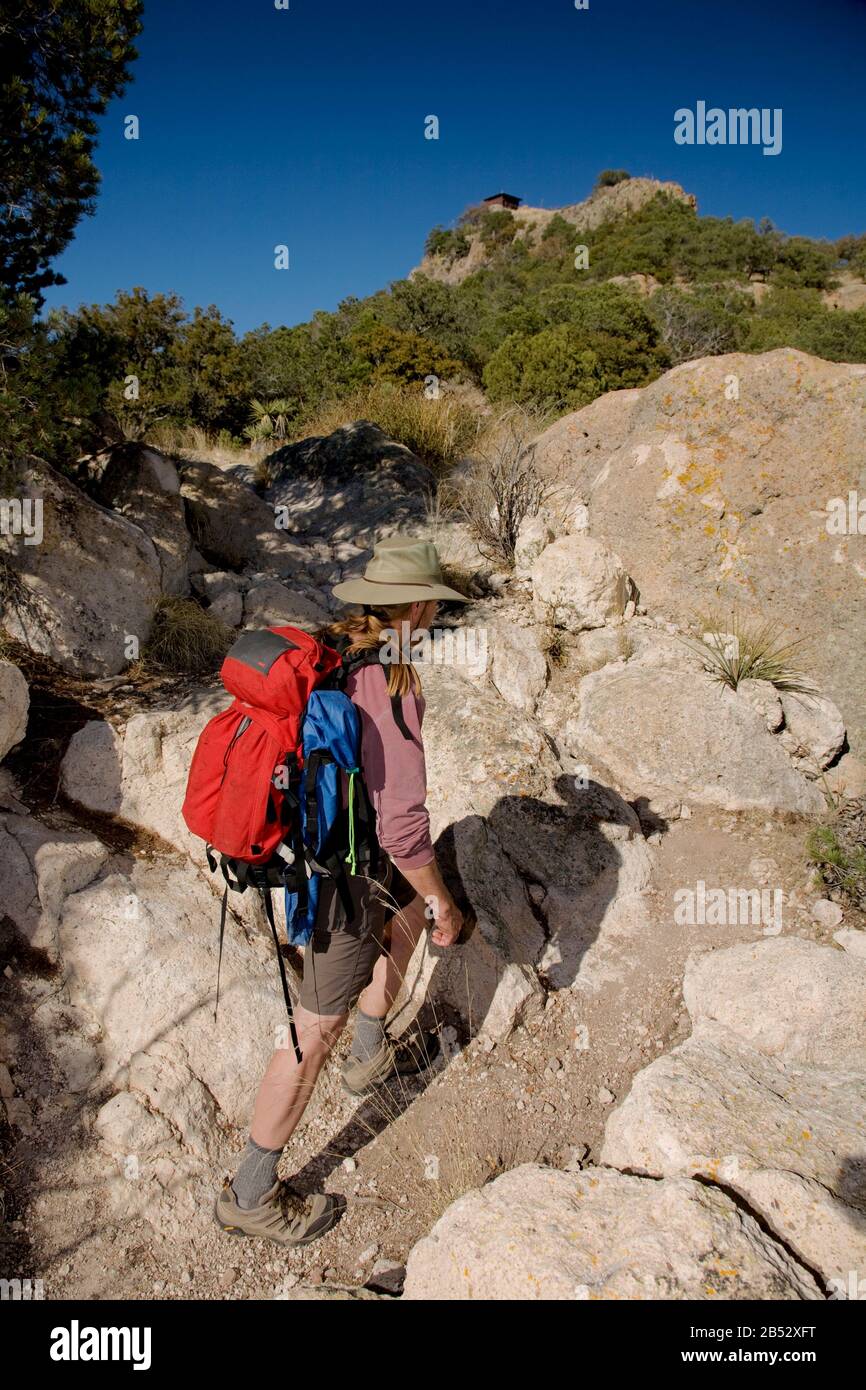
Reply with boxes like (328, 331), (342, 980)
(357, 892), (429, 1019)
(247, 892), (428, 1149)
(248, 1005), (347, 1151)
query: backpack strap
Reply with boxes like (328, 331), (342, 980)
(302, 748), (359, 924)
(303, 749), (327, 836)
(389, 692), (414, 742)
(356, 773), (380, 876)
(207, 846), (305, 1060)
(214, 885), (229, 1024)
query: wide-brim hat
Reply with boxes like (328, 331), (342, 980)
(332, 536), (470, 605)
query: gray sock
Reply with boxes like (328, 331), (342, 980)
(231, 1138), (283, 1210)
(351, 1009), (388, 1063)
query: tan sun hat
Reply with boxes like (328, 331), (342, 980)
(332, 536), (469, 606)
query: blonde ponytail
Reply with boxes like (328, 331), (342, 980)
(321, 604), (422, 698)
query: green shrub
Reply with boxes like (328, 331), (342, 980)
(537, 214), (577, 264)
(0, 293), (105, 477)
(594, 169), (631, 190)
(743, 287), (866, 360)
(837, 233), (866, 277)
(425, 227), (471, 262)
(348, 323), (464, 386)
(582, 193), (838, 289)
(483, 284), (668, 409)
(477, 209), (517, 250)
(806, 807), (866, 910)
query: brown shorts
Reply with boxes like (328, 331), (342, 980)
(297, 860), (415, 1018)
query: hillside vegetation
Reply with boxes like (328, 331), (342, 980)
(5, 172), (866, 476)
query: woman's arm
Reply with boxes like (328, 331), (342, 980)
(348, 663), (463, 946)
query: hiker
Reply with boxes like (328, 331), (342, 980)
(215, 537), (470, 1245)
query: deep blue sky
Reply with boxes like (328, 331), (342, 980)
(43, 0), (866, 336)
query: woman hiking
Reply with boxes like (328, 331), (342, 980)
(215, 537), (469, 1246)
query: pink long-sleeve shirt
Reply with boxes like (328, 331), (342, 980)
(344, 661), (434, 871)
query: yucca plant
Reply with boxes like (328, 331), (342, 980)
(684, 610), (814, 693)
(244, 398), (294, 443)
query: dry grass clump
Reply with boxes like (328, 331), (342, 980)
(295, 381), (481, 477)
(141, 597), (232, 675)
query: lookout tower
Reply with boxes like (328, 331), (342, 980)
(482, 192), (522, 210)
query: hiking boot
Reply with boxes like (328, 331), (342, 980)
(341, 1029), (441, 1096)
(214, 1178), (340, 1246)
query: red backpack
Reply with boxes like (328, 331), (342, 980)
(182, 626), (345, 1061)
(182, 625), (341, 864)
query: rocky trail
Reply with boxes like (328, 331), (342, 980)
(4, 723), (854, 1301)
(2, 350), (865, 1300)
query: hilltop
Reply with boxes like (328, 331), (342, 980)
(413, 175), (697, 285)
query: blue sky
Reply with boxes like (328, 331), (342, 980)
(43, 0), (866, 336)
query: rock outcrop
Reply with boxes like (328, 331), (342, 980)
(59, 859), (284, 1134)
(61, 695), (225, 854)
(242, 577), (330, 631)
(403, 1164), (820, 1300)
(531, 534), (633, 632)
(601, 938), (866, 1288)
(404, 936), (865, 1300)
(488, 615), (549, 713)
(1, 458), (162, 676)
(0, 810), (110, 959)
(778, 691), (846, 776)
(90, 444), (192, 596)
(178, 456), (306, 576)
(572, 664), (825, 814)
(532, 349), (866, 759)
(264, 422), (432, 548)
(393, 660), (655, 1032)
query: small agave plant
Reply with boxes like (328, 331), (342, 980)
(684, 609), (814, 694)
